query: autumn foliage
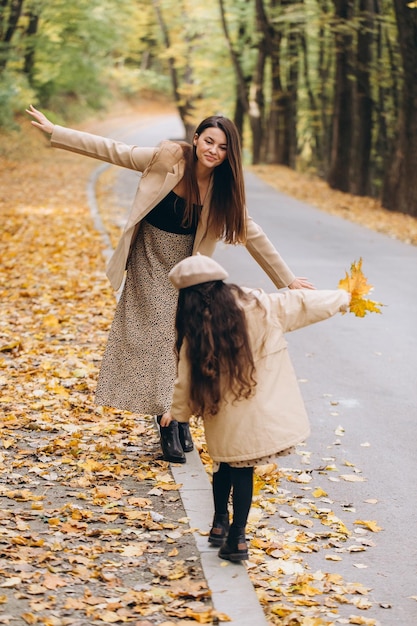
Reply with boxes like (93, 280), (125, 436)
(338, 258), (384, 317)
(0, 116), (219, 624)
(0, 108), (397, 625)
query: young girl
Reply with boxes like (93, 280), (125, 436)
(165, 254), (350, 562)
(26, 106), (313, 463)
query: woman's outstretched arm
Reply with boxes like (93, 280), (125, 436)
(26, 104), (157, 172)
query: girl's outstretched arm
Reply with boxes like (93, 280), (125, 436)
(269, 288), (351, 333)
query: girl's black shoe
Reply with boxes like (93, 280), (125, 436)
(208, 513), (230, 547)
(178, 422), (194, 452)
(218, 526), (248, 562)
(157, 416), (186, 463)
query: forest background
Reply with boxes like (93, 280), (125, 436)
(1, 0), (417, 219)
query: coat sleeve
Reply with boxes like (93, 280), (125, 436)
(267, 289), (351, 332)
(244, 215), (296, 289)
(50, 125), (156, 172)
(170, 342), (193, 423)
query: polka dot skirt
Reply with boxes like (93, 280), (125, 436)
(95, 221), (194, 415)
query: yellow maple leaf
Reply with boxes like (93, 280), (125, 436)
(338, 258), (371, 296)
(338, 258), (384, 317)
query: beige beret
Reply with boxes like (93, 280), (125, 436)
(169, 254), (229, 289)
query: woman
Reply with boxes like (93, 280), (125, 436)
(166, 254), (351, 561)
(26, 105), (314, 463)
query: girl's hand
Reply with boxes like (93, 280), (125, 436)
(26, 105), (55, 135)
(288, 277), (315, 290)
(159, 412), (173, 427)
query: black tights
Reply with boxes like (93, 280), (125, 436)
(212, 462), (254, 529)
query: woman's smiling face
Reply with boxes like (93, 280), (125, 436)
(194, 127), (228, 169)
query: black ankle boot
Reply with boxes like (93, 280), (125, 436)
(208, 513), (230, 547)
(178, 422), (194, 452)
(218, 525), (248, 562)
(157, 416), (186, 463)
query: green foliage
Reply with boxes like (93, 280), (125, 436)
(1, 0), (237, 127)
(0, 71), (36, 128)
(31, 0), (128, 109)
(1, 0), (163, 122)
(111, 66), (172, 99)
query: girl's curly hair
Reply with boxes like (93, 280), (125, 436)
(175, 281), (259, 417)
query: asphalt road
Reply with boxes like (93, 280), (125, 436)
(96, 113), (417, 624)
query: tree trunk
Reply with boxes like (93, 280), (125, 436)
(382, 1), (417, 216)
(372, 0), (390, 194)
(260, 0), (300, 166)
(327, 0), (354, 191)
(220, 0), (269, 162)
(0, 0), (25, 71)
(350, 0), (373, 196)
(300, 31), (322, 169)
(219, 0), (250, 146)
(249, 7), (267, 164)
(255, 0), (286, 164)
(152, 0), (195, 140)
(317, 0), (333, 173)
(286, 29), (298, 167)
(233, 95), (245, 139)
(23, 9), (39, 83)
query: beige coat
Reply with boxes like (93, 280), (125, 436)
(50, 126), (296, 291)
(171, 288), (350, 464)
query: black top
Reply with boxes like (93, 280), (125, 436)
(145, 190), (200, 235)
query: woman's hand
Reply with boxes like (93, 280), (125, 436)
(26, 105), (55, 135)
(288, 277), (316, 290)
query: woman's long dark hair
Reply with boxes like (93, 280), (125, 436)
(175, 281), (258, 417)
(179, 116), (247, 244)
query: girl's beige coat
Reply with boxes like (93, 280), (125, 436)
(171, 289), (350, 464)
(51, 126), (296, 291)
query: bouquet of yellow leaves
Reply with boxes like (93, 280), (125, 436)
(338, 258), (384, 317)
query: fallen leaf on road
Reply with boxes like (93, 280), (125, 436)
(354, 520), (383, 532)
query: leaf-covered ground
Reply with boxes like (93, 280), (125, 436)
(250, 164), (417, 247)
(190, 428), (387, 626)
(1, 102), (415, 625)
(0, 105), (220, 626)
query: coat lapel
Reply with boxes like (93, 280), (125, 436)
(125, 163), (184, 230)
(193, 180), (213, 251)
